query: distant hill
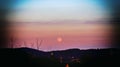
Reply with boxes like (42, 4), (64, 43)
(0, 48), (63, 67)
(18, 48), (120, 58)
(0, 47), (120, 67)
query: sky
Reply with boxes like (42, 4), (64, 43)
(7, 0), (112, 51)
(9, 0), (110, 22)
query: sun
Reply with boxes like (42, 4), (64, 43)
(57, 37), (63, 43)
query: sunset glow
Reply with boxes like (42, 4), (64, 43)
(57, 37), (63, 43)
(7, 0), (111, 51)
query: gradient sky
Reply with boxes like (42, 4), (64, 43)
(7, 0), (111, 51)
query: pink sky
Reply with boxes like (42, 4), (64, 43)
(8, 22), (112, 51)
(7, 0), (111, 51)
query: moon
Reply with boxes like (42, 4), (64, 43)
(57, 37), (63, 43)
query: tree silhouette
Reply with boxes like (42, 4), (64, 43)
(36, 38), (43, 50)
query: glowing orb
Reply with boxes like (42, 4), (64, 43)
(57, 37), (63, 43)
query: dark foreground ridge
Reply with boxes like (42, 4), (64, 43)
(0, 47), (120, 67)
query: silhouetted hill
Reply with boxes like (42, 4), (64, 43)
(18, 48), (50, 57)
(0, 48), (63, 67)
(0, 47), (120, 67)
